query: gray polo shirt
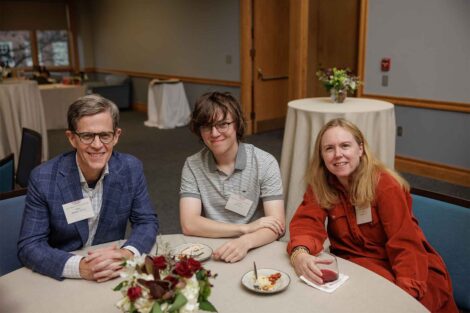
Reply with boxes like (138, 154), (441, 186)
(180, 143), (283, 224)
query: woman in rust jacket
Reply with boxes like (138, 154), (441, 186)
(287, 118), (458, 313)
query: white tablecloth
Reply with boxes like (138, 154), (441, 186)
(0, 80), (49, 163)
(39, 84), (86, 130)
(281, 97), (396, 240)
(0, 235), (428, 313)
(144, 79), (191, 129)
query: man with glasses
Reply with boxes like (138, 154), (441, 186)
(18, 94), (158, 281)
(179, 91), (285, 263)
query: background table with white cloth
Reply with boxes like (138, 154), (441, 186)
(0, 234), (428, 313)
(39, 84), (86, 130)
(0, 80), (49, 163)
(280, 97), (396, 240)
(144, 79), (191, 129)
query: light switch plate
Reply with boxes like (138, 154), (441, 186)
(381, 75), (389, 87)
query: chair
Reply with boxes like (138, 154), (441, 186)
(16, 128), (42, 188)
(411, 188), (470, 311)
(0, 153), (15, 193)
(0, 188), (27, 276)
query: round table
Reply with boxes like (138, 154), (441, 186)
(0, 80), (49, 163)
(280, 97), (395, 240)
(39, 83), (86, 130)
(144, 79), (191, 129)
(0, 234), (428, 313)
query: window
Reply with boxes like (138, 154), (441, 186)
(0, 31), (32, 67)
(0, 1), (73, 71)
(37, 30), (69, 67)
(0, 30), (69, 69)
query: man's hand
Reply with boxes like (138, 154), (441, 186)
(242, 216), (284, 236)
(80, 245), (134, 282)
(212, 236), (251, 263)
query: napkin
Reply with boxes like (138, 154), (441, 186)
(300, 273), (349, 293)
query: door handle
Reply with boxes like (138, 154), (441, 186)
(257, 68), (288, 81)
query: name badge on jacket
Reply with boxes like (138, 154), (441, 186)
(355, 205), (372, 224)
(62, 198), (95, 224)
(225, 193), (253, 217)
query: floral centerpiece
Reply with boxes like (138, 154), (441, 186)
(316, 67), (361, 103)
(0, 63), (10, 82)
(114, 254), (217, 313)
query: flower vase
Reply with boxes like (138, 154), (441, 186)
(330, 88), (347, 103)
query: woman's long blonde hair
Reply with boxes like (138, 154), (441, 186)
(307, 118), (409, 209)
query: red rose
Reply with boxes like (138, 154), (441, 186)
(127, 286), (142, 302)
(187, 258), (201, 272)
(173, 260), (192, 278)
(163, 274), (179, 289)
(152, 255), (167, 270)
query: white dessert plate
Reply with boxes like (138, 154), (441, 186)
(241, 268), (290, 294)
(170, 243), (212, 262)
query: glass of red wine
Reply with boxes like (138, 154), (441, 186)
(316, 252), (339, 284)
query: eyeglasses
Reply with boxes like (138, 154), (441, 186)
(74, 131), (115, 144)
(200, 121), (234, 133)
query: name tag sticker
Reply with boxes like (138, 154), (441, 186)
(355, 205), (372, 225)
(62, 198), (94, 224)
(225, 193), (253, 217)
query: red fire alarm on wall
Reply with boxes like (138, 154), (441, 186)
(381, 58), (391, 72)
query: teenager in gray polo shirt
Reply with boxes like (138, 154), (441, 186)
(180, 92), (285, 263)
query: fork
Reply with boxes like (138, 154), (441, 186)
(253, 261), (260, 290)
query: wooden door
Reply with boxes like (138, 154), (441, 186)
(252, 0), (290, 132)
(311, 0), (360, 97)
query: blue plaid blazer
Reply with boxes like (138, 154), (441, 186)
(17, 151), (159, 280)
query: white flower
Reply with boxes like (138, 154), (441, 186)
(179, 275), (200, 313)
(120, 255), (153, 280)
(115, 296), (131, 312)
(134, 296), (155, 313)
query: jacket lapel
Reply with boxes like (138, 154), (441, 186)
(57, 152), (89, 246)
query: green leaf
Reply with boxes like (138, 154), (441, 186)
(196, 269), (205, 280)
(198, 281), (211, 300)
(168, 293), (187, 312)
(199, 300), (218, 312)
(113, 281), (126, 291)
(152, 302), (163, 313)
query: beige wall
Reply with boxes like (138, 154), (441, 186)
(365, 0), (470, 103)
(75, 0), (95, 69)
(77, 0), (240, 81)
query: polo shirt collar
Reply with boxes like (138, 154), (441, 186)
(207, 142), (247, 172)
(208, 153), (218, 172)
(234, 143), (247, 170)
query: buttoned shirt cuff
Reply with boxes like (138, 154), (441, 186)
(123, 245), (140, 258)
(62, 255), (83, 279)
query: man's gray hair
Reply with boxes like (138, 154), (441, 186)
(67, 94), (120, 131)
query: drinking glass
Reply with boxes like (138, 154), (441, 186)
(316, 252), (339, 284)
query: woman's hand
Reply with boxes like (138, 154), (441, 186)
(292, 252), (330, 285)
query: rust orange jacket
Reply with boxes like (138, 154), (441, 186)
(288, 172), (458, 313)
